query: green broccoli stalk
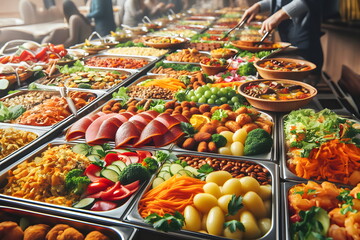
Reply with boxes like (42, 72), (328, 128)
(244, 129), (273, 156)
(237, 62), (257, 76)
(119, 163), (151, 185)
(142, 157), (158, 174)
(65, 169), (91, 195)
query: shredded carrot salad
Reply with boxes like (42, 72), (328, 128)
(139, 175), (205, 218)
(290, 139), (360, 184)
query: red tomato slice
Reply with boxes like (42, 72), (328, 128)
(84, 164), (103, 182)
(86, 181), (111, 195)
(136, 151), (152, 163)
(120, 152), (139, 163)
(90, 201), (118, 211)
(104, 153), (131, 166)
(123, 180), (140, 191)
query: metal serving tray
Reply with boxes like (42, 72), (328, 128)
(148, 61), (201, 76)
(282, 181), (301, 240)
(83, 54), (158, 72)
(124, 152), (280, 240)
(104, 48), (170, 58)
(61, 99), (174, 151)
(163, 50), (210, 65)
(172, 111), (278, 162)
(33, 68), (134, 93)
(0, 203), (136, 240)
(0, 140), (153, 220)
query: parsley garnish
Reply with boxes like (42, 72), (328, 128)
(180, 122), (197, 138)
(195, 164), (213, 181)
(145, 212), (185, 232)
(224, 220), (245, 233)
(211, 109), (228, 121)
(337, 190), (357, 215)
(228, 195), (244, 216)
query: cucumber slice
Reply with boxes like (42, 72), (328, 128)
(112, 160), (127, 171)
(169, 163), (183, 176)
(161, 166), (170, 172)
(152, 177), (165, 188)
(106, 165), (121, 175)
(161, 172), (172, 180)
(158, 170), (170, 179)
(184, 166), (199, 176)
(176, 169), (192, 177)
(73, 198), (95, 209)
(90, 145), (104, 155)
(87, 154), (101, 162)
(72, 143), (91, 156)
(100, 169), (119, 182)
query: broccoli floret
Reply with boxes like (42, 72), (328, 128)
(65, 169), (91, 195)
(142, 157), (158, 174)
(119, 163), (151, 185)
(211, 134), (227, 148)
(244, 129), (273, 156)
(237, 62), (257, 76)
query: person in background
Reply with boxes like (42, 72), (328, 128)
(43, 0), (55, 9)
(144, 0), (174, 19)
(63, 0), (91, 25)
(122, 0), (148, 27)
(241, 0), (324, 77)
(87, 0), (116, 36)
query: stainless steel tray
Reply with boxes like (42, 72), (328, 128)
(0, 203), (137, 240)
(124, 152), (280, 240)
(172, 111), (277, 161)
(163, 50), (210, 65)
(103, 49), (170, 58)
(282, 181), (300, 240)
(147, 61), (201, 76)
(62, 99), (174, 150)
(0, 140), (154, 220)
(33, 68), (134, 93)
(83, 54), (158, 72)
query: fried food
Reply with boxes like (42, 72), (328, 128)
(85, 231), (109, 240)
(46, 224), (84, 240)
(24, 224), (51, 240)
(0, 221), (24, 240)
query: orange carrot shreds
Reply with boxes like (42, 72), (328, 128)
(138, 175), (205, 218)
(291, 139), (360, 185)
(141, 78), (186, 91)
(288, 181), (342, 213)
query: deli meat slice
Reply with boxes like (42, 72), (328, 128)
(133, 119), (168, 147)
(66, 112), (106, 141)
(153, 124), (185, 147)
(85, 113), (119, 143)
(115, 121), (141, 148)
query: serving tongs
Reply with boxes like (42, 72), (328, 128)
(253, 30), (272, 46)
(219, 16), (249, 41)
(59, 87), (78, 117)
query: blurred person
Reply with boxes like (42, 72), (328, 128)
(63, 0), (91, 25)
(240, 0), (323, 76)
(144, 0), (174, 18)
(122, 0), (148, 26)
(87, 0), (117, 36)
(43, 0), (55, 9)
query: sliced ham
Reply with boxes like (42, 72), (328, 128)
(66, 112), (106, 141)
(156, 113), (181, 129)
(172, 114), (189, 123)
(115, 121), (141, 148)
(153, 125), (185, 147)
(133, 119), (168, 147)
(140, 110), (160, 119)
(85, 113), (119, 143)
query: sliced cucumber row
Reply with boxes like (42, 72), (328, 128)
(71, 143), (105, 162)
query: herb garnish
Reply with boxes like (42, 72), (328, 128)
(145, 211), (185, 232)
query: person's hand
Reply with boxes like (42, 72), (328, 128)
(260, 9), (290, 33)
(240, 3), (261, 24)
(165, 3), (175, 10)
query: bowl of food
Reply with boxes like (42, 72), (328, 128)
(72, 40), (110, 54)
(254, 58), (317, 80)
(144, 37), (188, 49)
(238, 79), (317, 112)
(231, 40), (290, 52)
(109, 30), (133, 43)
(210, 48), (238, 59)
(200, 57), (229, 75)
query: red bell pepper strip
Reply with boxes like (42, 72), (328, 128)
(120, 151), (139, 163)
(18, 50), (36, 62)
(84, 164), (103, 182)
(104, 153), (131, 166)
(91, 201), (118, 211)
(86, 179), (114, 195)
(107, 186), (132, 201)
(123, 180), (140, 192)
(35, 47), (47, 61)
(136, 150), (152, 163)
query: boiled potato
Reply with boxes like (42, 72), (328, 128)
(194, 193), (218, 213)
(222, 178), (242, 196)
(232, 128), (247, 144)
(203, 182), (222, 198)
(220, 131), (234, 144)
(264, 200), (272, 215)
(219, 147), (232, 155)
(230, 141), (244, 156)
(198, 230), (208, 234)
(258, 184), (272, 200)
(183, 205), (201, 231)
(224, 226), (243, 240)
(206, 206), (224, 236)
(206, 171), (232, 186)
(225, 210), (241, 221)
(240, 210), (261, 239)
(258, 218), (272, 235)
(201, 213), (208, 230)
(218, 194), (233, 213)
(239, 176), (260, 194)
(242, 191), (267, 219)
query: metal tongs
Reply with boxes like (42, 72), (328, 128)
(142, 16), (153, 24)
(219, 16), (249, 40)
(254, 30), (272, 46)
(59, 87), (78, 117)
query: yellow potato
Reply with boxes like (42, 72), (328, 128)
(224, 226), (243, 240)
(218, 146), (232, 155)
(218, 194), (233, 213)
(222, 178), (242, 196)
(194, 193), (218, 213)
(183, 205), (202, 231)
(258, 218), (272, 235)
(232, 128), (247, 144)
(239, 176), (260, 194)
(242, 191), (267, 219)
(201, 213), (208, 230)
(220, 131), (234, 144)
(230, 141), (244, 156)
(240, 210), (261, 239)
(206, 206), (224, 236)
(206, 171), (232, 186)
(258, 184), (272, 200)
(203, 182), (222, 198)
(264, 199), (272, 215)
